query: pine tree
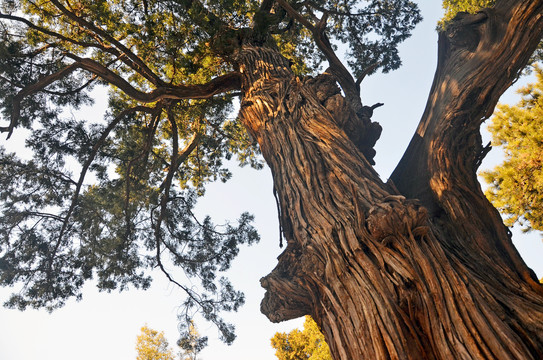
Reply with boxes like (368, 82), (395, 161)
(0, 0), (420, 344)
(481, 66), (543, 233)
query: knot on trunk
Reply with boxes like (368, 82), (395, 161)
(367, 196), (429, 245)
(444, 10), (489, 52)
(260, 245), (315, 322)
(304, 73), (382, 164)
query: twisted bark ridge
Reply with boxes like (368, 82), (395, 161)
(236, 1), (543, 359)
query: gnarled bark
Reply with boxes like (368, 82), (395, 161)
(236, 0), (543, 358)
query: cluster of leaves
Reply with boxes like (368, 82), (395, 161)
(481, 66), (543, 233)
(136, 325), (177, 360)
(326, 0), (422, 76)
(271, 316), (332, 360)
(0, 95), (260, 339)
(269, 0), (422, 77)
(135, 322), (206, 360)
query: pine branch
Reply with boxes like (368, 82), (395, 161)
(46, 105), (158, 279)
(65, 55), (242, 103)
(49, 0), (164, 86)
(3, 55), (241, 137)
(275, 0), (360, 110)
(0, 13), (107, 50)
(1, 62), (80, 138)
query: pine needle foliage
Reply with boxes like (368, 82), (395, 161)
(481, 66), (543, 233)
(0, 0), (421, 343)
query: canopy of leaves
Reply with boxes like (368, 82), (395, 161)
(0, 0), (421, 343)
(481, 66), (543, 233)
(271, 316), (332, 360)
(136, 325), (176, 360)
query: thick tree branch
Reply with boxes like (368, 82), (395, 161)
(158, 110), (201, 192)
(275, 0), (369, 113)
(3, 56), (241, 137)
(123, 105), (164, 240)
(390, 0), (543, 290)
(67, 56), (242, 103)
(48, 0), (164, 86)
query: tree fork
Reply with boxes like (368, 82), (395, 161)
(391, 1), (543, 293)
(235, 1), (543, 358)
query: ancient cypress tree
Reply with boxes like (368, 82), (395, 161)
(1, 0), (543, 359)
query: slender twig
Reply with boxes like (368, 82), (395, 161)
(21, 211), (65, 222)
(41, 75), (97, 96)
(167, 196), (231, 236)
(301, 1), (378, 18)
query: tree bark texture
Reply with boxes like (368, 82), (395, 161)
(236, 1), (543, 359)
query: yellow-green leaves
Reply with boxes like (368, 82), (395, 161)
(135, 326), (176, 360)
(481, 66), (543, 233)
(271, 316), (332, 360)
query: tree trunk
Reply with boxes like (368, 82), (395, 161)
(236, 1), (543, 359)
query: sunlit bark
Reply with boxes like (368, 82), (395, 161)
(236, 1), (543, 358)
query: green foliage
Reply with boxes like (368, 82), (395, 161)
(0, 0), (421, 343)
(136, 325), (176, 360)
(481, 66), (543, 233)
(271, 316), (332, 360)
(177, 320), (207, 360)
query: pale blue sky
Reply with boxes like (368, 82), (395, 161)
(1, 2), (542, 360)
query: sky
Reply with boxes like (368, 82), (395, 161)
(1, 2), (542, 360)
